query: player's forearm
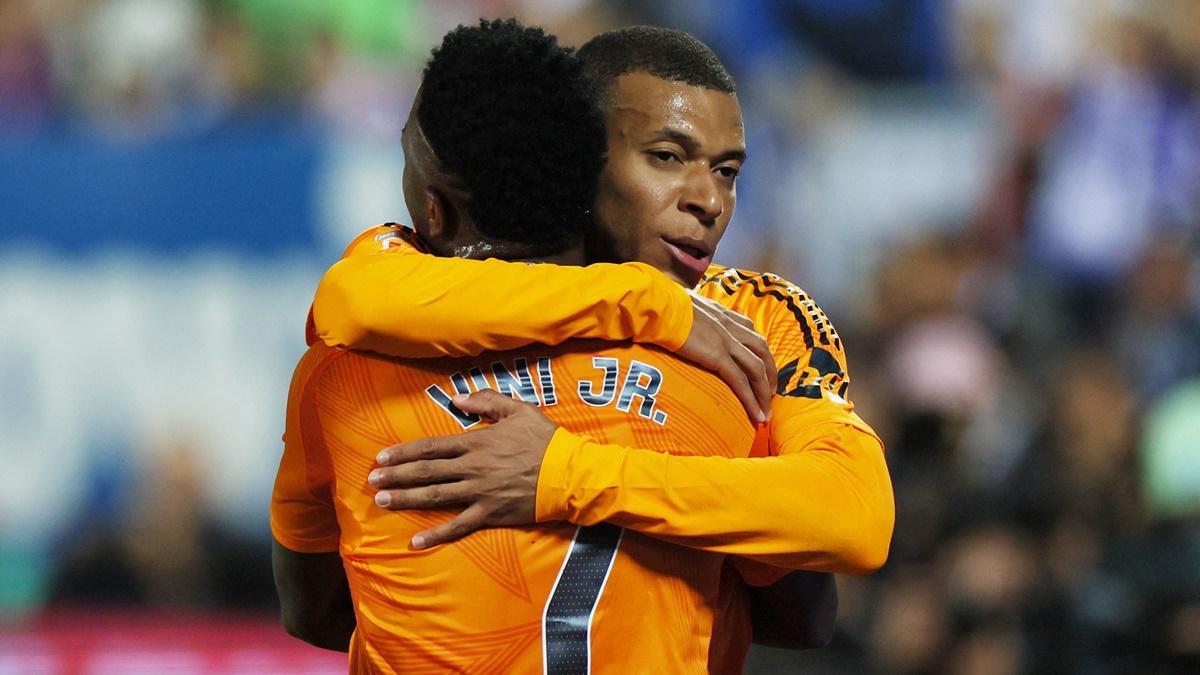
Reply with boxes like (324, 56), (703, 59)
(536, 425), (894, 574)
(313, 249), (693, 358)
(749, 571), (838, 648)
(272, 540), (356, 652)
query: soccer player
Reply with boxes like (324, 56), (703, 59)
(312, 26), (894, 665)
(272, 20), (777, 673)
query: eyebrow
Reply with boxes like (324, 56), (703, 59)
(654, 127), (747, 164)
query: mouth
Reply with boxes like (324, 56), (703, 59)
(661, 236), (713, 278)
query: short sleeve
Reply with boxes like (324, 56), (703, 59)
(270, 346), (341, 553)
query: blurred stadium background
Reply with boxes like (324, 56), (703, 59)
(1, 0), (1198, 672)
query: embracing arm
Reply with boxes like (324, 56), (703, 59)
(536, 397), (894, 574)
(314, 227), (775, 419)
(529, 274), (895, 574)
(369, 389), (892, 574)
(313, 226), (693, 357)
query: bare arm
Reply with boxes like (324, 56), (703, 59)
(748, 571), (838, 648)
(272, 539), (355, 652)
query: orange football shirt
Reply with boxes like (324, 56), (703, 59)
(271, 337), (756, 673)
(300, 224), (894, 671)
(309, 227), (891, 575)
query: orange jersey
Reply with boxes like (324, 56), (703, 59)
(271, 339), (756, 673)
(304, 225), (895, 670)
(310, 226), (892, 573)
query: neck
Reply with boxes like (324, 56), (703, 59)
(450, 238), (586, 266)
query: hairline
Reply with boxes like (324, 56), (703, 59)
(592, 68), (738, 110)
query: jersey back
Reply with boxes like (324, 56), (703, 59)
(272, 339), (756, 674)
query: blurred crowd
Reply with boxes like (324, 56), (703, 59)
(3, 0), (1199, 673)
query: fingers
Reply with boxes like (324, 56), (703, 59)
(699, 304), (774, 422)
(369, 458), (465, 490)
(377, 436), (464, 466)
(712, 347), (763, 423)
(681, 303), (767, 422)
(727, 339), (774, 422)
(677, 297), (778, 423)
(451, 389), (532, 421)
(724, 320), (774, 376)
(721, 323), (777, 415)
(703, 302), (775, 419)
(707, 298), (757, 332)
(374, 480), (473, 511)
(411, 503), (488, 550)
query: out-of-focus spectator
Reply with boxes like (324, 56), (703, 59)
(0, 0), (55, 133)
(1028, 6), (1199, 287)
(1141, 378), (1200, 520)
(49, 440), (274, 609)
(1113, 237), (1200, 398)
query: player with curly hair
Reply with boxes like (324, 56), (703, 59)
(272, 19), (779, 673)
(304, 23), (895, 672)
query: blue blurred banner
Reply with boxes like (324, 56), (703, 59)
(0, 126), (323, 255)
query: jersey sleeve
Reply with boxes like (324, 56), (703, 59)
(312, 226), (694, 358)
(534, 279), (894, 576)
(270, 347), (341, 553)
(535, 414), (890, 574)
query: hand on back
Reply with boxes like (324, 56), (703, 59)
(678, 292), (776, 423)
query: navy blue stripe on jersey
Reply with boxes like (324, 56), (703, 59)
(543, 524), (623, 675)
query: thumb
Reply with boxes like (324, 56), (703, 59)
(452, 389), (525, 421)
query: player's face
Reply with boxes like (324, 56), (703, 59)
(592, 72), (745, 287)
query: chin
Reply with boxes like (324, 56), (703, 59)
(671, 267), (705, 289)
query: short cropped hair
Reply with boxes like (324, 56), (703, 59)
(419, 19), (605, 252)
(577, 26), (736, 98)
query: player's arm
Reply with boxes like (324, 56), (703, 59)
(314, 227), (775, 421)
(536, 397), (893, 574)
(314, 226), (694, 357)
(270, 349), (356, 651)
(745, 569), (837, 649)
(534, 288), (893, 573)
(370, 310), (893, 574)
(371, 387), (891, 574)
(272, 541), (355, 652)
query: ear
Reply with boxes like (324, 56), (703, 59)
(422, 186), (457, 242)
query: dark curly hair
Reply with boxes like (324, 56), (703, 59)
(577, 26), (736, 100)
(418, 19), (605, 253)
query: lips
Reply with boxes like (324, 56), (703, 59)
(662, 237), (713, 278)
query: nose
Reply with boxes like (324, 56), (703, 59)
(679, 167), (723, 224)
